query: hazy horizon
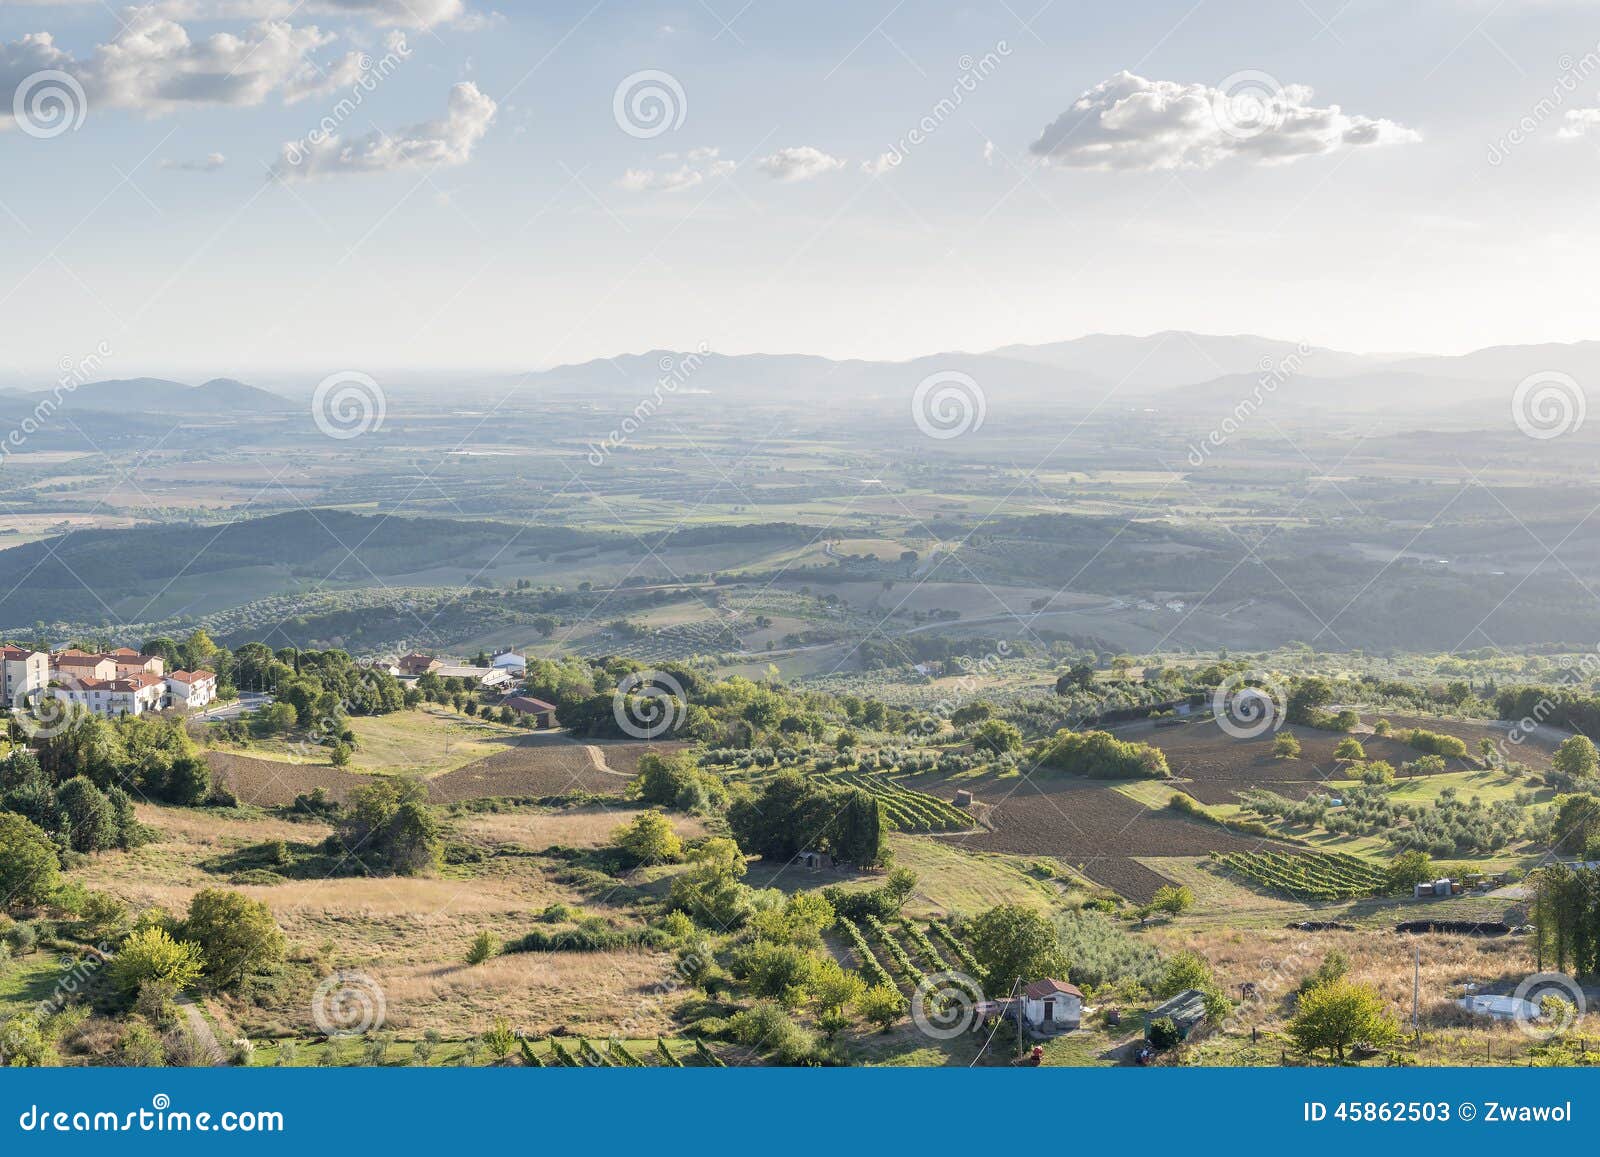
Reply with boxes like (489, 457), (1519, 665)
(7, 2), (1600, 378)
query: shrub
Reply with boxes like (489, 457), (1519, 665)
(1273, 733), (1302, 759)
(1147, 1016), (1182, 1051)
(1035, 729), (1169, 779)
(1404, 729), (1468, 759)
(727, 1002), (816, 1065)
(466, 930), (498, 965)
(856, 984), (906, 1031)
(1333, 738), (1366, 761)
(115, 1022), (167, 1067)
(611, 810), (682, 866)
(111, 927), (204, 994)
(482, 1017), (517, 1059)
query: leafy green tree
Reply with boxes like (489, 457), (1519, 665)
(56, 777), (117, 852)
(965, 904), (1068, 997)
(809, 957), (866, 1015)
(1386, 849), (1434, 892)
(333, 778), (440, 875)
(1054, 663), (1097, 695)
(1286, 978), (1400, 1062)
(950, 701), (993, 727)
(1150, 884), (1193, 916)
(1554, 736), (1600, 782)
(1333, 737), (1366, 761)
(182, 889), (285, 988)
(1273, 733), (1302, 759)
(1553, 794), (1600, 855)
(0, 813), (59, 910)
(973, 719), (1023, 755)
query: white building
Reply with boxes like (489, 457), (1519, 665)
(435, 664), (512, 689)
(165, 669), (218, 710)
(1022, 979), (1084, 1029)
(490, 651), (527, 674)
(1, 646), (48, 704)
(55, 671), (167, 718)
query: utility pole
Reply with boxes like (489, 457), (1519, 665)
(1412, 945), (1420, 1042)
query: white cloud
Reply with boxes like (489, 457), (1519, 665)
(160, 151), (226, 171)
(1559, 107), (1600, 138)
(1029, 71), (1419, 171)
(861, 151), (899, 176)
(0, 12), (365, 127)
(22, 1), (468, 30)
(617, 146), (735, 193)
(756, 145), (846, 182)
(272, 80), (496, 181)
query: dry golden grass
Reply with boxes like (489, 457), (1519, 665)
(371, 949), (680, 1035)
(458, 806), (707, 850)
(1150, 922), (1535, 1035)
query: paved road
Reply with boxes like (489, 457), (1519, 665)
(195, 692), (272, 722)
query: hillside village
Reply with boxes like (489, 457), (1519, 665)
(3, 644), (217, 721)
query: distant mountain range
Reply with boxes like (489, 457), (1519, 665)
(500, 331), (1592, 415)
(12, 332), (1596, 419)
(0, 376), (290, 416)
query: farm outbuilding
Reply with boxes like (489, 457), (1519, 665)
(1021, 979), (1083, 1030)
(798, 849), (834, 871)
(501, 695), (559, 728)
(1146, 989), (1208, 1040)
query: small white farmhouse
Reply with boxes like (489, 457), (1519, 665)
(1022, 979), (1083, 1029)
(491, 651), (527, 674)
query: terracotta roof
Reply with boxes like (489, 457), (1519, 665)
(55, 653), (110, 667)
(114, 672), (165, 690)
(0, 646), (43, 660)
(109, 648), (142, 657)
(167, 669), (215, 682)
(1023, 979), (1083, 1000)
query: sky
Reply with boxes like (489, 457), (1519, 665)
(2, 0), (1600, 380)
